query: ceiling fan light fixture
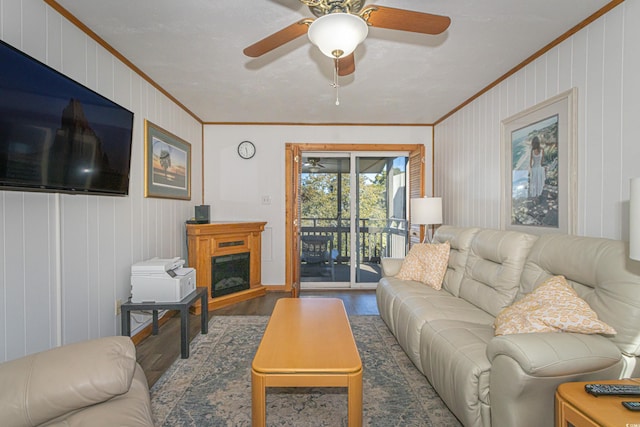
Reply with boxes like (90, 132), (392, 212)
(307, 13), (368, 58)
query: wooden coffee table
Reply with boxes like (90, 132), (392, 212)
(251, 298), (363, 426)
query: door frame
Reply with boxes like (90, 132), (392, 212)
(285, 143), (426, 293)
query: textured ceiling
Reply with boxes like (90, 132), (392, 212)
(53, 0), (614, 124)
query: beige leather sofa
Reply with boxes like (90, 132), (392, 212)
(377, 226), (640, 427)
(0, 336), (153, 427)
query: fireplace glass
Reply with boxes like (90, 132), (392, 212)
(211, 252), (250, 298)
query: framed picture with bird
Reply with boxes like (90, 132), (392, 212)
(144, 120), (192, 200)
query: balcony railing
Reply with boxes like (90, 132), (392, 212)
(300, 217), (408, 264)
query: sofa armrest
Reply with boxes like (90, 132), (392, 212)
(487, 332), (621, 376)
(381, 257), (404, 277)
(0, 336), (137, 427)
(487, 332), (624, 427)
(42, 363), (154, 427)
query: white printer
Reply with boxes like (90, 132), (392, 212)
(130, 257), (196, 303)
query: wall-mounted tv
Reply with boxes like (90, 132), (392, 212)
(0, 39), (134, 196)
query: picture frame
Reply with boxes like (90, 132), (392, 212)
(500, 88), (577, 234)
(144, 120), (191, 200)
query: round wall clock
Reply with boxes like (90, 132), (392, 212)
(238, 141), (256, 159)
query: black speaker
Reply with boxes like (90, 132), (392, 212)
(194, 205), (210, 223)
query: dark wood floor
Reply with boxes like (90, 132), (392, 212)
(136, 290), (379, 387)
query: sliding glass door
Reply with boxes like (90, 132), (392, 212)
(354, 156), (408, 285)
(299, 152), (409, 289)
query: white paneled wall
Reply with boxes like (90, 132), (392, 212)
(0, 0), (202, 362)
(435, 1), (640, 240)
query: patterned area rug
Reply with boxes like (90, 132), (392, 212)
(151, 315), (461, 426)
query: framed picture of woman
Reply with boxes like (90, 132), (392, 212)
(500, 88), (577, 234)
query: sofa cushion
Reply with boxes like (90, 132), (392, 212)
(396, 241), (450, 289)
(494, 275), (616, 336)
(0, 336), (137, 427)
(433, 226), (481, 296)
(377, 276), (460, 336)
(376, 277), (424, 335)
(419, 319), (494, 427)
(459, 229), (538, 317)
(519, 233), (640, 356)
(393, 288), (494, 371)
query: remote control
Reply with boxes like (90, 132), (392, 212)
(585, 384), (640, 396)
(622, 401), (640, 411)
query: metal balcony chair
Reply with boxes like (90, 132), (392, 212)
(300, 235), (335, 281)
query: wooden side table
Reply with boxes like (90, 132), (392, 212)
(121, 287), (208, 358)
(556, 378), (640, 427)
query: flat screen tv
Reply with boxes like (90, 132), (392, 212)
(0, 39), (134, 196)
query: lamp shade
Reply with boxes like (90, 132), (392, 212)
(411, 197), (443, 225)
(631, 177), (640, 260)
(307, 13), (368, 58)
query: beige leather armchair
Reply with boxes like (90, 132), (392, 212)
(0, 336), (153, 427)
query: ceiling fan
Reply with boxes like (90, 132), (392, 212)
(243, 0), (451, 77)
(303, 157), (327, 172)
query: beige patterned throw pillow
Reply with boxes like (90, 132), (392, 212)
(494, 275), (616, 336)
(396, 242), (450, 290)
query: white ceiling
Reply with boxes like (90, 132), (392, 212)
(54, 0), (613, 124)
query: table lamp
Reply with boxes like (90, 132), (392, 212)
(411, 197), (443, 243)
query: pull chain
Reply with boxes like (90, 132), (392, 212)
(331, 53), (341, 106)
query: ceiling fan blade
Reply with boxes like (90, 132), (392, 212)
(338, 53), (355, 76)
(361, 5), (451, 35)
(243, 19), (313, 57)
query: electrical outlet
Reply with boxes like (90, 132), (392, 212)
(261, 195), (271, 205)
(115, 299), (122, 315)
